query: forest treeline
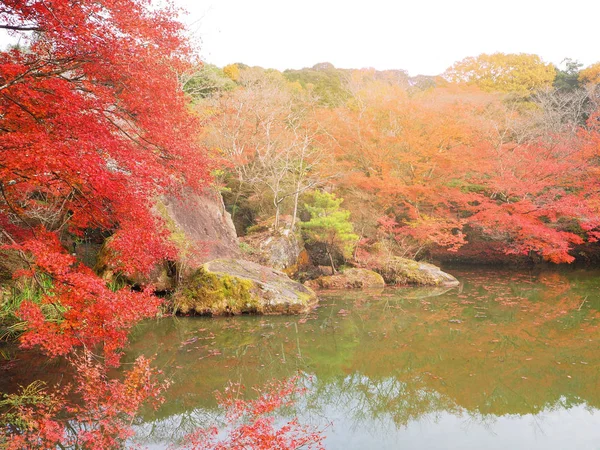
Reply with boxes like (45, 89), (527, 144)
(189, 56), (600, 265)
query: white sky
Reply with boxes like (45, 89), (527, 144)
(2, 0), (599, 75)
(180, 0), (600, 75)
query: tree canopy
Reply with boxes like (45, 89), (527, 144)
(444, 52), (556, 95)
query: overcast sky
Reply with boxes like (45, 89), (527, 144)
(2, 0), (599, 75)
(180, 0), (600, 75)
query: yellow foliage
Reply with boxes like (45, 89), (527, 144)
(444, 53), (556, 95)
(223, 63), (240, 81)
(579, 62), (600, 85)
(288, 80), (303, 92)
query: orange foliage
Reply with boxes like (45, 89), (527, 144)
(316, 79), (600, 262)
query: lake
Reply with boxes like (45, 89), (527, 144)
(2, 267), (600, 449)
(126, 267), (600, 449)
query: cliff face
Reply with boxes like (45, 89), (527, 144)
(161, 188), (240, 265)
(98, 189), (241, 290)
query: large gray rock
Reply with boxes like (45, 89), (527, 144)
(241, 227), (304, 272)
(98, 189), (240, 290)
(377, 257), (459, 287)
(159, 188), (240, 264)
(174, 258), (318, 315)
(305, 268), (385, 290)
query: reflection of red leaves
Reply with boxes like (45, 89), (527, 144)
(178, 376), (326, 450)
(1, 352), (169, 449)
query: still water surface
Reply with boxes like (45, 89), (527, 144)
(125, 267), (600, 449)
(2, 267), (600, 449)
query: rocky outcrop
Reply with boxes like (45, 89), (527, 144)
(158, 188), (239, 264)
(98, 189), (241, 290)
(127, 264), (175, 292)
(305, 268), (385, 290)
(174, 258), (318, 315)
(377, 257), (459, 287)
(303, 240), (345, 271)
(95, 236), (177, 291)
(241, 227), (305, 273)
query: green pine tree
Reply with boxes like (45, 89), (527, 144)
(302, 191), (358, 274)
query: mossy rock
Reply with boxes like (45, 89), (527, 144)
(377, 257), (459, 287)
(174, 259), (318, 316)
(305, 268), (385, 290)
(174, 267), (260, 315)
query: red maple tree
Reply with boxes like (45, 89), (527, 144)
(1, 0), (210, 446)
(1, 0), (209, 359)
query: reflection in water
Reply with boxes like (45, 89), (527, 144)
(389, 285), (455, 300)
(123, 267), (600, 448)
(3, 267), (600, 449)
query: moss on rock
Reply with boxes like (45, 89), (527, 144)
(155, 199), (192, 256)
(305, 268), (385, 290)
(174, 259), (318, 316)
(378, 257), (459, 287)
(174, 268), (262, 315)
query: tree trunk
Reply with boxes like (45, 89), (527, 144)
(327, 249), (336, 275)
(274, 197), (280, 228)
(291, 187), (300, 231)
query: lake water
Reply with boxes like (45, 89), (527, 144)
(2, 267), (600, 449)
(125, 267), (600, 449)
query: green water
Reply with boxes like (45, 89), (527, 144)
(2, 267), (600, 449)
(125, 267), (600, 449)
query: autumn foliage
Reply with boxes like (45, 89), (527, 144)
(320, 78), (600, 262)
(197, 61), (600, 264)
(1, 0), (210, 351)
(4, 0), (600, 444)
(444, 52), (556, 95)
(1, 0), (209, 445)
